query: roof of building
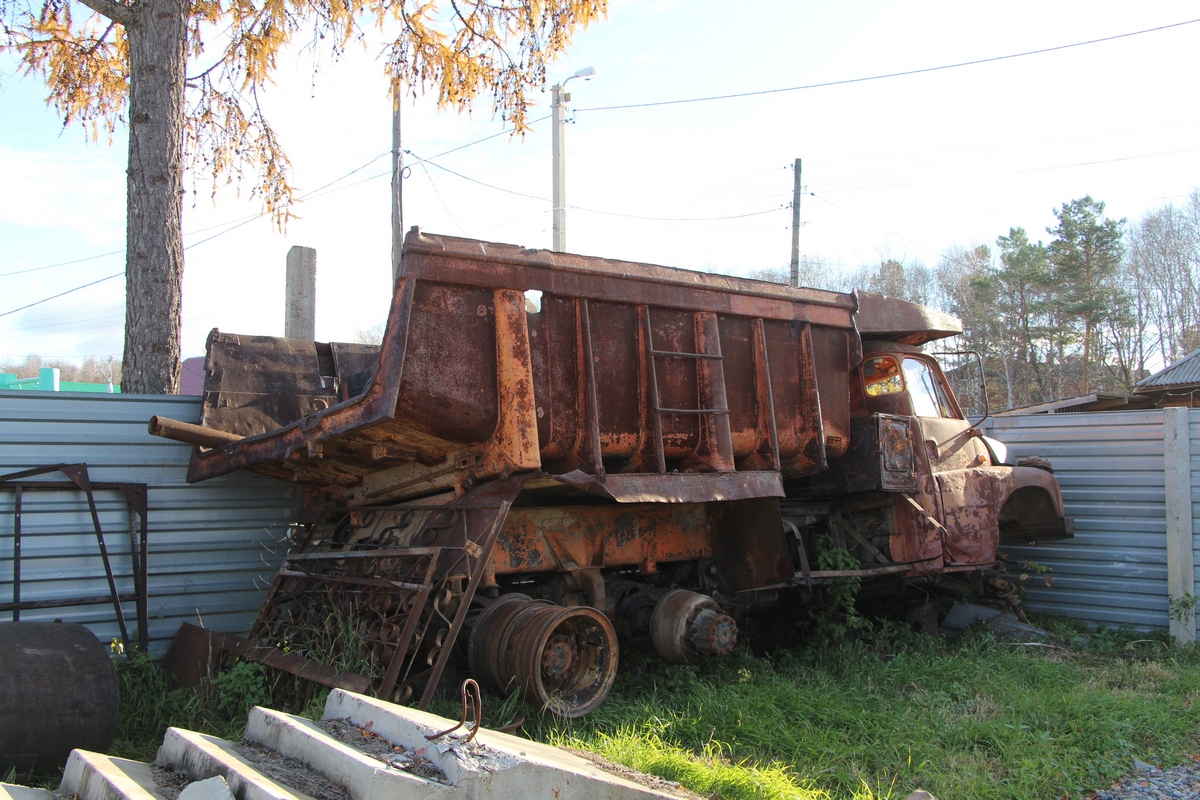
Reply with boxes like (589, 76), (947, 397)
(1135, 348), (1200, 390)
(996, 392), (1154, 415)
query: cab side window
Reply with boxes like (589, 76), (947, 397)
(902, 358), (955, 418)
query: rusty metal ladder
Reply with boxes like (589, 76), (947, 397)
(641, 308), (735, 473)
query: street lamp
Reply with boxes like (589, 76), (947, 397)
(551, 66), (597, 252)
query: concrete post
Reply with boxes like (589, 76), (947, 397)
(790, 157), (802, 288)
(551, 83), (566, 252)
(285, 246), (317, 340)
(1163, 406), (1196, 644)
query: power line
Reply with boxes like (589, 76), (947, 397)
(0, 272), (124, 319)
(577, 17), (1200, 113)
(417, 162), (469, 236)
(574, 204), (786, 223)
(2, 119), (543, 288)
(0, 118), (544, 325)
(420, 159), (547, 202)
(419, 159), (788, 222)
(1016, 146), (1200, 173)
(809, 192), (984, 273)
(0, 249), (125, 279)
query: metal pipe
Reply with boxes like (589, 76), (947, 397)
(148, 415), (244, 448)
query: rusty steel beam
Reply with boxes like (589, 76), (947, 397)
(148, 415), (245, 449)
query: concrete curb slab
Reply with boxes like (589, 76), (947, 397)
(0, 783), (56, 800)
(323, 690), (683, 800)
(244, 707), (450, 800)
(59, 751), (167, 800)
(154, 727), (313, 800)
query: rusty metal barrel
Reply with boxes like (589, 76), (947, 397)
(0, 623), (119, 774)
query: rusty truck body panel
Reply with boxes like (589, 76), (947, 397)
(151, 230), (1070, 716)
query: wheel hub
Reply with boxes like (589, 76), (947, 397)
(541, 634), (578, 681)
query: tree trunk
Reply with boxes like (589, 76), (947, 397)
(120, 0), (188, 394)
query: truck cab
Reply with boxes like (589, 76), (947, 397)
(820, 338), (1071, 574)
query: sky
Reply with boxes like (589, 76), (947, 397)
(1, 0), (1199, 367)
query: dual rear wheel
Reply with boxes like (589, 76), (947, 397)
(467, 588), (738, 717)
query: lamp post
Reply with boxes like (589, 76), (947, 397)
(551, 66), (596, 252)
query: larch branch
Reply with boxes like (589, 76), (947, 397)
(83, 20), (117, 55)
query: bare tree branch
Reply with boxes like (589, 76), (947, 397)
(75, 0), (135, 28)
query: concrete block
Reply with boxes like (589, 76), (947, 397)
(155, 728), (309, 800)
(244, 707), (449, 800)
(0, 783), (56, 800)
(58, 750), (166, 800)
(940, 602), (1050, 640)
(322, 690), (684, 800)
(177, 776), (235, 800)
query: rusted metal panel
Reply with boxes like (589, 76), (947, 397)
(856, 289), (963, 345)
(407, 232), (858, 323)
(706, 497), (795, 591)
(809, 325), (852, 461)
(493, 504), (713, 577)
(937, 468), (1002, 566)
(492, 496), (792, 592)
(889, 477), (946, 572)
(200, 332), (378, 437)
(790, 414), (916, 496)
(554, 470), (783, 503)
(163, 621), (372, 693)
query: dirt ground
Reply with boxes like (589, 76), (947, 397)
(564, 747), (708, 800)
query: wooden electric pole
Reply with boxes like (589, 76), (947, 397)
(789, 158), (802, 288)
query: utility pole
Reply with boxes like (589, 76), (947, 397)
(550, 66), (596, 253)
(551, 83), (567, 252)
(390, 81), (404, 282)
(790, 158), (802, 288)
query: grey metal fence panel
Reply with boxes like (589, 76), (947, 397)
(0, 391), (296, 657)
(988, 410), (1169, 629)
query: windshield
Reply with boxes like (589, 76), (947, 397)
(902, 357), (956, 418)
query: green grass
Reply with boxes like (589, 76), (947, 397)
(104, 619), (1200, 800)
(509, 621), (1200, 800)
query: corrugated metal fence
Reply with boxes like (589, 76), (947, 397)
(0, 391), (297, 656)
(989, 408), (1198, 634)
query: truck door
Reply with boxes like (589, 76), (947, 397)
(897, 356), (1002, 567)
(863, 352), (997, 568)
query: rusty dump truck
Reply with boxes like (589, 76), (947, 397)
(151, 230), (1071, 717)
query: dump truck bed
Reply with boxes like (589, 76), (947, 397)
(176, 230), (960, 506)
